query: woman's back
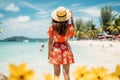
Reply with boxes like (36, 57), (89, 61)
(47, 21), (74, 42)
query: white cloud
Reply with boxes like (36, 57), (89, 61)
(8, 16), (30, 22)
(112, 11), (120, 19)
(112, 11), (120, 15)
(21, 1), (51, 18)
(100, 1), (120, 7)
(1, 18), (51, 39)
(21, 1), (57, 11)
(76, 7), (100, 17)
(113, 3), (120, 7)
(0, 13), (4, 18)
(35, 11), (50, 18)
(73, 1), (120, 26)
(82, 16), (92, 21)
(71, 3), (82, 7)
(36, 11), (47, 15)
(21, 1), (42, 11)
(5, 3), (20, 12)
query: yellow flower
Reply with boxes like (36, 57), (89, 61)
(111, 64), (120, 80)
(44, 73), (52, 80)
(72, 65), (89, 80)
(8, 63), (34, 80)
(103, 75), (119, 80)
(89, 66), (109, 80)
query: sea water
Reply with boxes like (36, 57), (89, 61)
(0, 41), (120, 79)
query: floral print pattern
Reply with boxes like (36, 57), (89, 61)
(49, 42), (74, 64)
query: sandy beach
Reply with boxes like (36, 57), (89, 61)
(70, 40), (120, 53)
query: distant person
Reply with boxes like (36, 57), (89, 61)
(89, 43), (92, 47)
(40, 42), (44, 51)
(102, 44), (104, 48)
(47, 6), (75, 80)
(109, 43), (113, 47)
(41, 42), (44, 48)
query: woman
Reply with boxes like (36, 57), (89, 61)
(47, 6), (75, 80)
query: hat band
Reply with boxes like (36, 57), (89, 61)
(57, 13), (67, 17)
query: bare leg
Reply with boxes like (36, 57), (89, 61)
(53, 64), (60, 80)
(63, 64), (70, 80)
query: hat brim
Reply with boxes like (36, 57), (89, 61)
(51, 9), (71, 22)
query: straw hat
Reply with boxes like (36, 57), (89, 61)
(51, 6), (71, 22)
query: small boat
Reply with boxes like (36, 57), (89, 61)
(23, 40), (29, 42)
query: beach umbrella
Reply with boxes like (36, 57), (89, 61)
(117, 34), (120, 38)
(105, 35), (113, 38)
(98, 36), (105, 39)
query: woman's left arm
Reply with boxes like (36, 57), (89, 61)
(48, 37), (53, 59)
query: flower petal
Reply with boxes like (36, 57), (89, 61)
(18, 63), (27, 75)
(25, 70), (34, 79)
(9, 64), (18, 76)
(8, 75), (18, 80)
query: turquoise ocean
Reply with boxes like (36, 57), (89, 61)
(0, 41), (120, 79)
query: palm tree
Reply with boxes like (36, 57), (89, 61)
(85, 20), (98, 39)
(75, 30), (84, 40)
(107, 16), (120, 35)
(107, 25), (120, 35)
(74, 19), (84, 40)
(100, 5), (117, 34)
(114, 15), (120, 26)
(87, 25), (98, 39)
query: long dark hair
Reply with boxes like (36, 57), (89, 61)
(52, 19), (69, 36)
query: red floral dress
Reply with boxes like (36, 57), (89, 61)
(47, 24), (75, 65)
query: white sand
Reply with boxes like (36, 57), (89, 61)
(70, 40), (120, 53)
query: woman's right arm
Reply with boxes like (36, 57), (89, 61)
(70, 11), (74, 28)
(68, 11), (74, 39)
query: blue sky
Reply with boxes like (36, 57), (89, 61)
(0, 0), (120, 39)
